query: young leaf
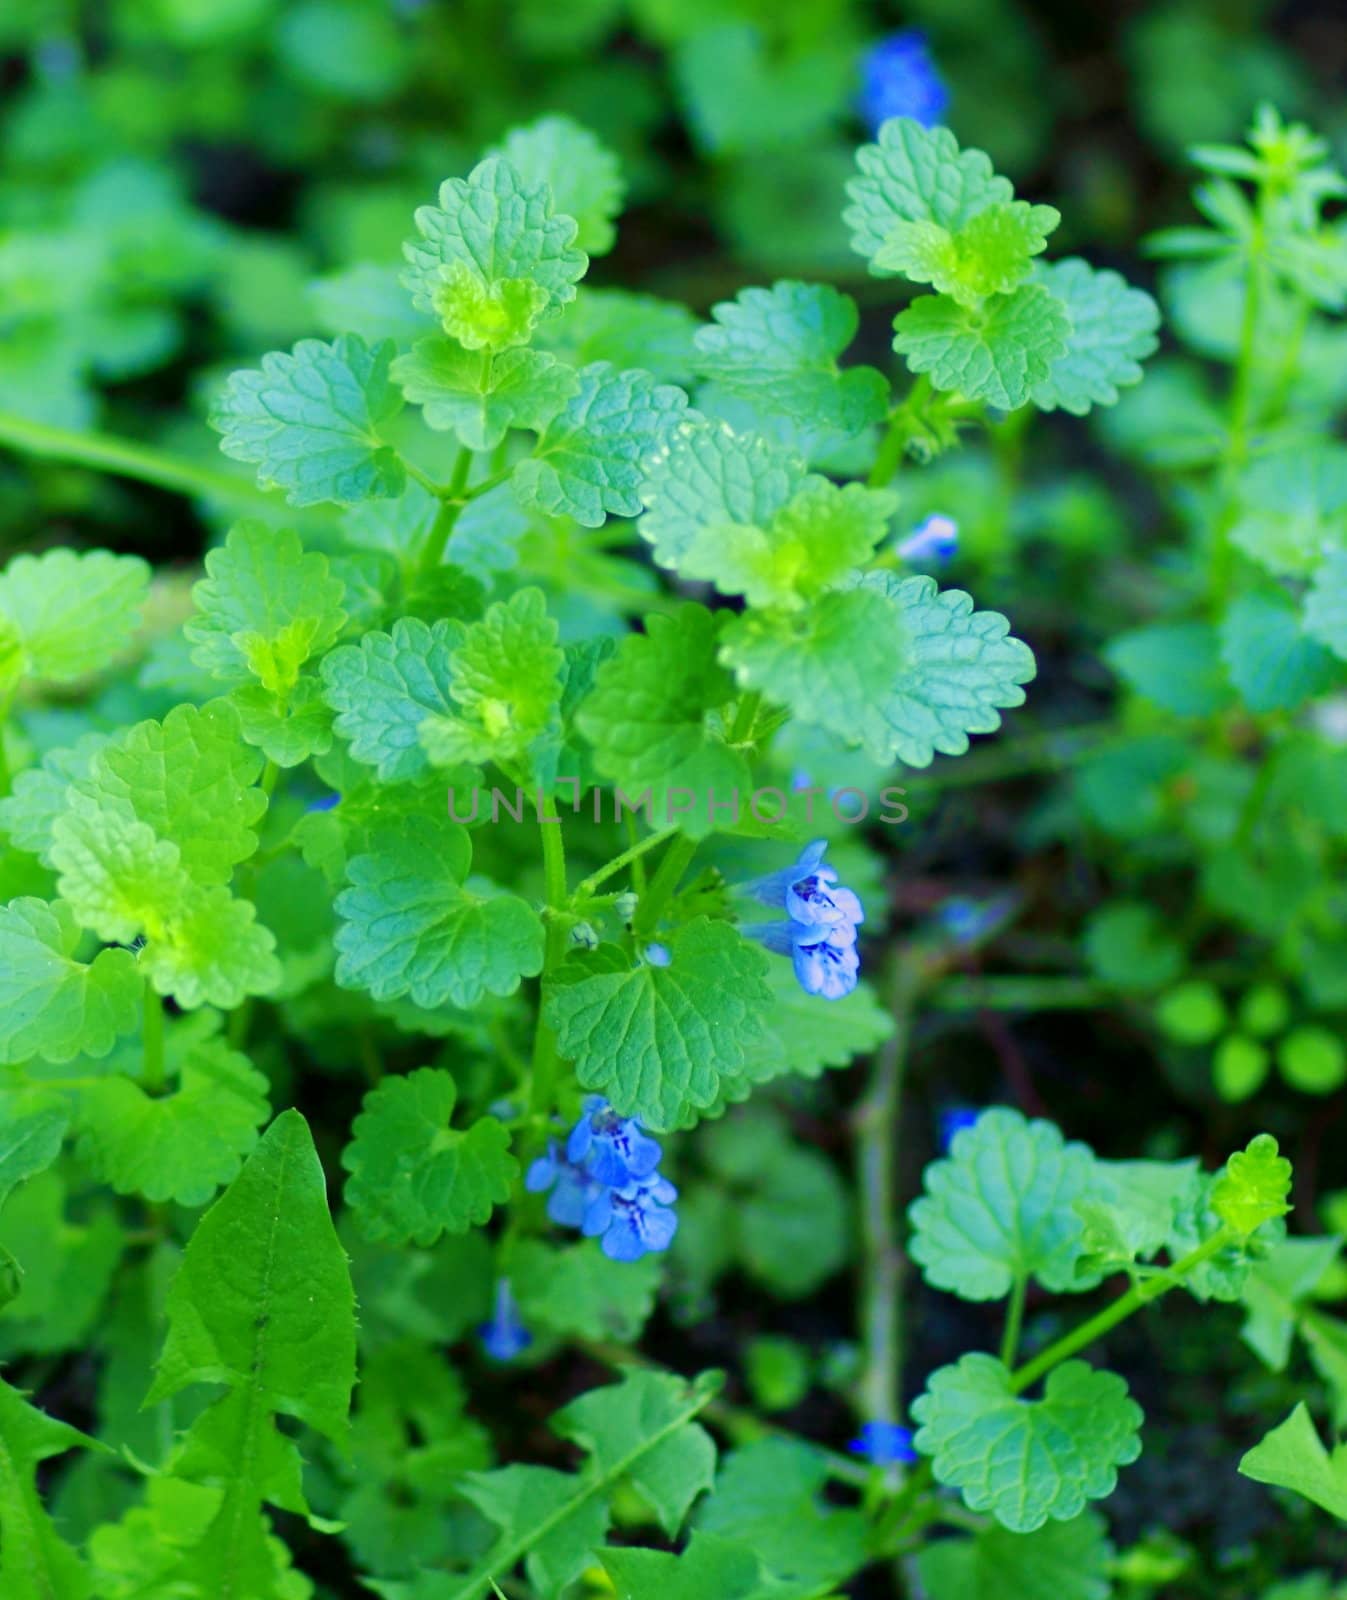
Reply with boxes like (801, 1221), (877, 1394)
(74, 1017), (270, 1206)
(1029, 259), (1160, 415)
(892, 284), (1071, 410)
(845, 118), (1015, 269)
(0, 1377), (99, 1600)
(211, 334), (406, 507)
(544, 919), (772, 1131)
(916, 1511), (1113, 1600)
(418, 587), (564, 768)
(0, 897), (140, 1065)
(492, 115), (625, 256)
(576, 603), (751, 837)
(0, 548), (149, 683)
(342, 1067), (517, 1245)
(393, 338), (578, 451)
(912, 1354), (1143, 1532)
(403, 156), (587, 348)
(1239, 1402), (1347, 1520)
(512, 361), (690, 527)
(1211, 1133), (1293, 1236)
(875, 201), (1060, 305)
(909, 1107), (1098, 1300)
(138, 882), (282, 1012)
(321, 617), (459, 783)
(334, 812), (545, 1009)
(185, 521), (347, 688)
(691, 281), (887, 438)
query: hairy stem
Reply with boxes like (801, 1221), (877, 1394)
(999, 1274), (1027, 1367)
(572, 824), (678, 901)
(631, 832), (698, 941)
(853, 953), (925, 1454)
(0, 411), (278, 508)
(417, 446), (474, 572)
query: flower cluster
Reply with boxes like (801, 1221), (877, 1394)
(858, 30), (948, 135)
(742, 840), (866, 999)
(526, 1096), (678, 1262)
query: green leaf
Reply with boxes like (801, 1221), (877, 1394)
(0, 1377), (98, 1600)
(231, 678), (334, 768)
(0, 548), (149, 683)
(1230, 444), (1347, 578)
(576, 604), (751, 838)
(637, 415), (803, 571)
(321, 617), (458, 783)
(1221, 591), (1340, 713)
(71, 700), (267, 886)
(545, 918), (772, 1131)
(1105, 620), (1229, 717)
(876, 202), (1060, 305)
(492, 115), (624, 256)
(423, 1370), (719, 1600)
(1305, 551), (1347, 660)
(0, 1087), (69, 1214)
(185, 522), (347, 689)
(138, 881), (282, 1012)
(49, 798), (194, 947)
(738, 964), (894, 1086)
(211, 334), (406, 507)
(513, 361), (689, 527)
(74, 1016), (270, 1206)
(392, 338), (578, 451)
(892, 284), (1071, 410)
(147, 1108), (356, 1442)
(909, 1108), (1098, 1300)
(694, 1437), (867, 1592)
(916, 1511), (1113, 1600)
(600, 1535), (773, 1600)
(1240, 1236), (1343, 1370)
(912, 1354), (1143, 1532)
(678, 480), (896, 609)
(845, 118), (1015, 269)
(691, 281), (887, 437)
(1211, 1133), (1293, 1235)
(1239, 1402), (1347, 1520)
(342, 1067), (517, 1245)
(509, 1240), (662, 1344)
(1029, 259), (1160, 414)
(0, 897), (140, 1065)
(1082, 902), (1184, 994)
(418, 587), (564, 768)
(403, 156), (586, 349)
(334, 812), (545, 1009)
(0, 732), (109, 864)
(721, 575), (1035, 769)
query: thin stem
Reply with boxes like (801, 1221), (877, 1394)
(631, 833), (698, 941)
(528, 792), (569, 1119)
(854, 953), (924, 1460)
(142, 981), (166, 1096)
(1000, 1274), (1027, 1368)
(572, 824), (677, 901)
(729, 690), (761, 745)
(927, 975), (1109, 1012)
(418, 447), (473, 573)
(0, 411), (278, 508)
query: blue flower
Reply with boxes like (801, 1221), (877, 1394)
(582, 1171), (680, 1262)
(479, 1279), (531, 1362)
(938, 1106), (981, 1152)
(848, 1420), (918, 1465)
(859, 31), (948, 134)
(526, 1140), (605, 1228)
(307, 791), (341, 813)
(935, 892), (1017, 948)
(645, 942), (672, 967)
(897, 514), (958, 565)
(565, 1095), (663, 1189)
(742, 841), (865, 1000)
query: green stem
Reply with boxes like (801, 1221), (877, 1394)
(631, 833), (698, 941)
(0, 411), (278, 508)
(1000, 1274), (1027, 1368)
(729, 690), (761, 745)
(142, 981), (166, 1095)
(927, 975), (1109, 1012)
(854, 953), (924, 1453)
(572, 824), (677, 901)
(868, 375), (933, 489)
(418, 447), (473, 573)
(529, 792), (569, 1118)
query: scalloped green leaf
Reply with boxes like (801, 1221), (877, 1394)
(1030, 259), (1160, 415)
(0, 548), (149, 684)
(893, 284), (1071, 410)
(320, 617), (459, 784)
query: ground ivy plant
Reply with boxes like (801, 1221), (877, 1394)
(0, 108), (1339, 1599)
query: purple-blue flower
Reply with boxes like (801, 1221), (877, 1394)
(645, 942), (672, 968)
(307, 791), (341, 812)
(566, 1095), (663, 1189)
(478, 1279), (531, 1362)
(526, 1140), (605, 1228)
(582, 1172), (680, 1262)
(742, 841), (865, 999)
(938, 1106), (981, 1152)
(849, 1421), (918, 1465)
(897, 514), (958, 565)
(859, 31), (948, 135)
